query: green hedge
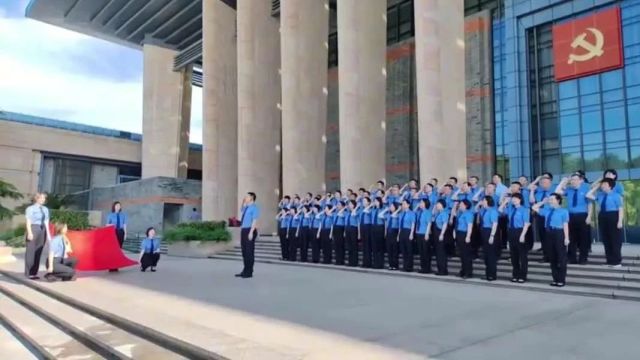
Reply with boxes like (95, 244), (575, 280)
(0, 227), (26, 248)
(51, 210), (90, 230)
(164, 221), (231, 243)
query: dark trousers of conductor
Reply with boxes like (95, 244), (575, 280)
(287, 228), (298, 262)
(481, 228), (497, 280)
(399, 229), (413, 272)
(278, 228), (289, 260)
(240, 228), (257, 276)
(310, 228), (321, 263)
(346, 226), (359, 267)
(361, 224), (373, 268)
(300, 227), (310, 262)
(535, 215), (550, 261)
(386, 229), (399, 269)
(416, 232), (430, 273)
(320, 229), (332, 264)
(372, 225), (385, 269)
(25, 225), (46, 277)
(49, 257), (77, 280)
(599, 211), (623, 266)
(456, 231), (473, 278)
(431, 227), (448, 275)
(141, 253), (160, 271)
(508, 228), (528, 280)
(547, 229), (567, 284)
(334, 226), (346, 265)
(568, 213), (590, 264)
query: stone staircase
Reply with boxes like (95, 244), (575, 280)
(211, 236), (640, 301)
(122, 237), (168, 254)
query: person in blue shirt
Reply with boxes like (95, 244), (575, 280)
(333, 201), (347, 265)
(398, 199), (416, 272)
(346, 200), (361, 267)
(440, 184), (456, 257)
(298, 205), (313, 263)
(139, 227), (161, 272)
(533, 193), (570, 287)
(359, 197), (374, 268)
(415, 199), (433, 274)
(236, 192), (260, 278)
(478, 195), (499, 281)
(106, 201), (128, 273)
(555, 173), (593, 265)
(420, 183), (438, 211)
(318, 205), (335, 264)
(287, 208), (302, 262)
(371, 197), (386, 269)
(453, 200), (474, 279)
(278, 195), (292, 211)
(430, 199), (450, 275)
(24, 192), (51, 280)
(499, 193), (531, 283)
(447, 177), (459, 193)
(492, 174), (509, 199)
(529, 174), (554, 261)
(385, 185), (400, 206)
(276, 207), (290, 261)
(44, 223), (77, 282)
(385, 202), (401, 270)
(310, 205), (323, 264)
(602, 168), (625, 197)
(587, 178), (624, 267)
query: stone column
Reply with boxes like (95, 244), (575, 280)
(237, 0), (281, 233)
(202, 0), (238, 221)
(414, 0), (466, 183)
(141, 44), (192, 179)
(280, 0), (329, 196)
(337, 0), (386, 190)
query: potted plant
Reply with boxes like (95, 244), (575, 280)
(164, 221), (237, 257)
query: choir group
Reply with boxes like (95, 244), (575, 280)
(275, 169), (626, 287)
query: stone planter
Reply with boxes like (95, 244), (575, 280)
(166, 228), (241, 258)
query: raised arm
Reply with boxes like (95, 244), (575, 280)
(554, 177), (570, 195)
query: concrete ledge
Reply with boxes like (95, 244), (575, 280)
(167, 227), (241, 258)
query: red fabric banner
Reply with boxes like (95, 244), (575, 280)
(62, 226), (138, 271)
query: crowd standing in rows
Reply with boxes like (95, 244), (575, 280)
(276, 169), (625, 287)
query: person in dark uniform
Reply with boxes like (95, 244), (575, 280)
(319, 205), (334, 264)
(299, 205), (312, 262)
(415, 199), (432, 274)
(333, 201), (347, 265)
(44, 223), (77, 282)
(235, 192), (260, 279)
(499, 193), (531, 283)
(385, 202), (401, 270)
(477, 195), (499, 281)
(360, 197), (374, 268)
(453, 200), (474, 279)
(587, 178), (624, 267)
(276, 207), (290, 260)
(24, 193), (51, 280)
(371, 197), (386, 269)
(555, 173), (592, 264)
(533, 193), (570, 286)
(529, 174), (554, 261)
(310, 205), (323, 263)
(398, 199), (416, 272)
(287, 207), (301, 262)
(346, 200), (361, 267)
(431, 200), (450, 275)
(139, 227), (161, 272)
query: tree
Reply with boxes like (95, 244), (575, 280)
(0, 179), (23, 220)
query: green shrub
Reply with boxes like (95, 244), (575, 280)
(51, 210), (90, 230)
(0, 227), (25, 241)
(5, 236), (25, 248)
(164, 221), (231, 243)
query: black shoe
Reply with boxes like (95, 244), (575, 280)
(435, 272), (448, 276)
(235, 273), (245, 277)
(28, 276), (40, 280)
(549, 282), (558, 287)
(556, 283), (565, 287)
(141, 267), (146, 272)
(108, 269), (119, 272)
(150, 267), (156, 272)
(510, 278), (518, 283)
(44, 274), (57, 282)
(518, 279), (526, 283)
(241, 274), (253, 278)
(486, 277), (496, 282)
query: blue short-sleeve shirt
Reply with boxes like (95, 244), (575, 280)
(415, 208), (432, 234)
(596, 191), (623, 212)
(565, 183), (591, 214)
(348, 209), (361, 227)
(433, 210), (450, 230)
(480, 207), (499, 228)
(140, 237), (160, 253)
(507, 205), (531, 229)
(399, 209), (416, 230)
(26, 204), (49, 226)
(386, 212), (400, 230)
(321, 213), (334, 229)
(455, 210), (474, 232)
(107, 211), (128, 229)
(334, 210), (347, 226)
(49, 235), (66, 258)
(539, 206), (569, 229)
(240, 204), (260, 229)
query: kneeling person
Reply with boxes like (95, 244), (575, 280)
(45, 223), (77, 282)
(140, 227), (161, 272)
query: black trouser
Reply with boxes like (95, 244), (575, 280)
(481, 228), (497, 279)
(278, 228), (289, 260)
(431, 227), (448, 275)
(547, 229), (567, 284)
(310, 227), (321, 263)
(50, 257), (77, 280)
(372, 225), (385, 269)
(497, 216), (508, 257)
(508, 228), (528, 280)
(141, 253), (160, 271)
(25, 225), (46, 277)
(535, 214), (550, 261)
(445, 219), (456, 257)
(334, 226), (346, 265)
(416, 232), (430, 273)
(361, 224), (372, 268)
(568, 213), (590, 264)
(300, 226), (310, 262)
(525, 210), (535, 250)
(599, 211), (622, 265)
(399, 228), (413, 272)
(386, 228), (399, 269)
(346, 226), (359, 267)
(115, 228), (125, 248)
(471, 220), (482, 257)
(320, 229), (332, 264)
(287, 227), (298, 262)
(456, 231), (473, 277)
(240, 228), (257, 276)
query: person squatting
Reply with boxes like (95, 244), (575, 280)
(276, 169), (625, 288)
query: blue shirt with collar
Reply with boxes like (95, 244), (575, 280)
(614, 183), (624, 196)
(596, 191), (623, 212)
(480, 207), (499, 228)
(495, 183), (509, 198)
(433, 209), (450, 230)
(520, 188), (531, 208)
(539, 206), (569, 229)
(372, 207), (385, 225)
(507, 205), (531, 229)
(301, 212), (313, 227)
(279, 213), (289, 229)
(348, 209), (361, 227)
(361, 208), (374, 225)
(26, 204), (49, 226)
(240, 204), (259, 229)
(140, 237), (160, 253)
(311, 212), (322, 229)
(399, 209), (416, 230)
(565, 183), (591, 214)
(334, 210), (347, 226)
(456, 210), (474, 232)
(534, 187), (553, 204)
(107, 211), (128, 229)
(415, 208), (432, 235)
(291, 214), (302, 229)
(49, 235), (66, 258)
(410, 198), (421, 211)
(386, 212), (400, 230)
(440, 194), (454, 210)
(320, 213), (334, 229)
